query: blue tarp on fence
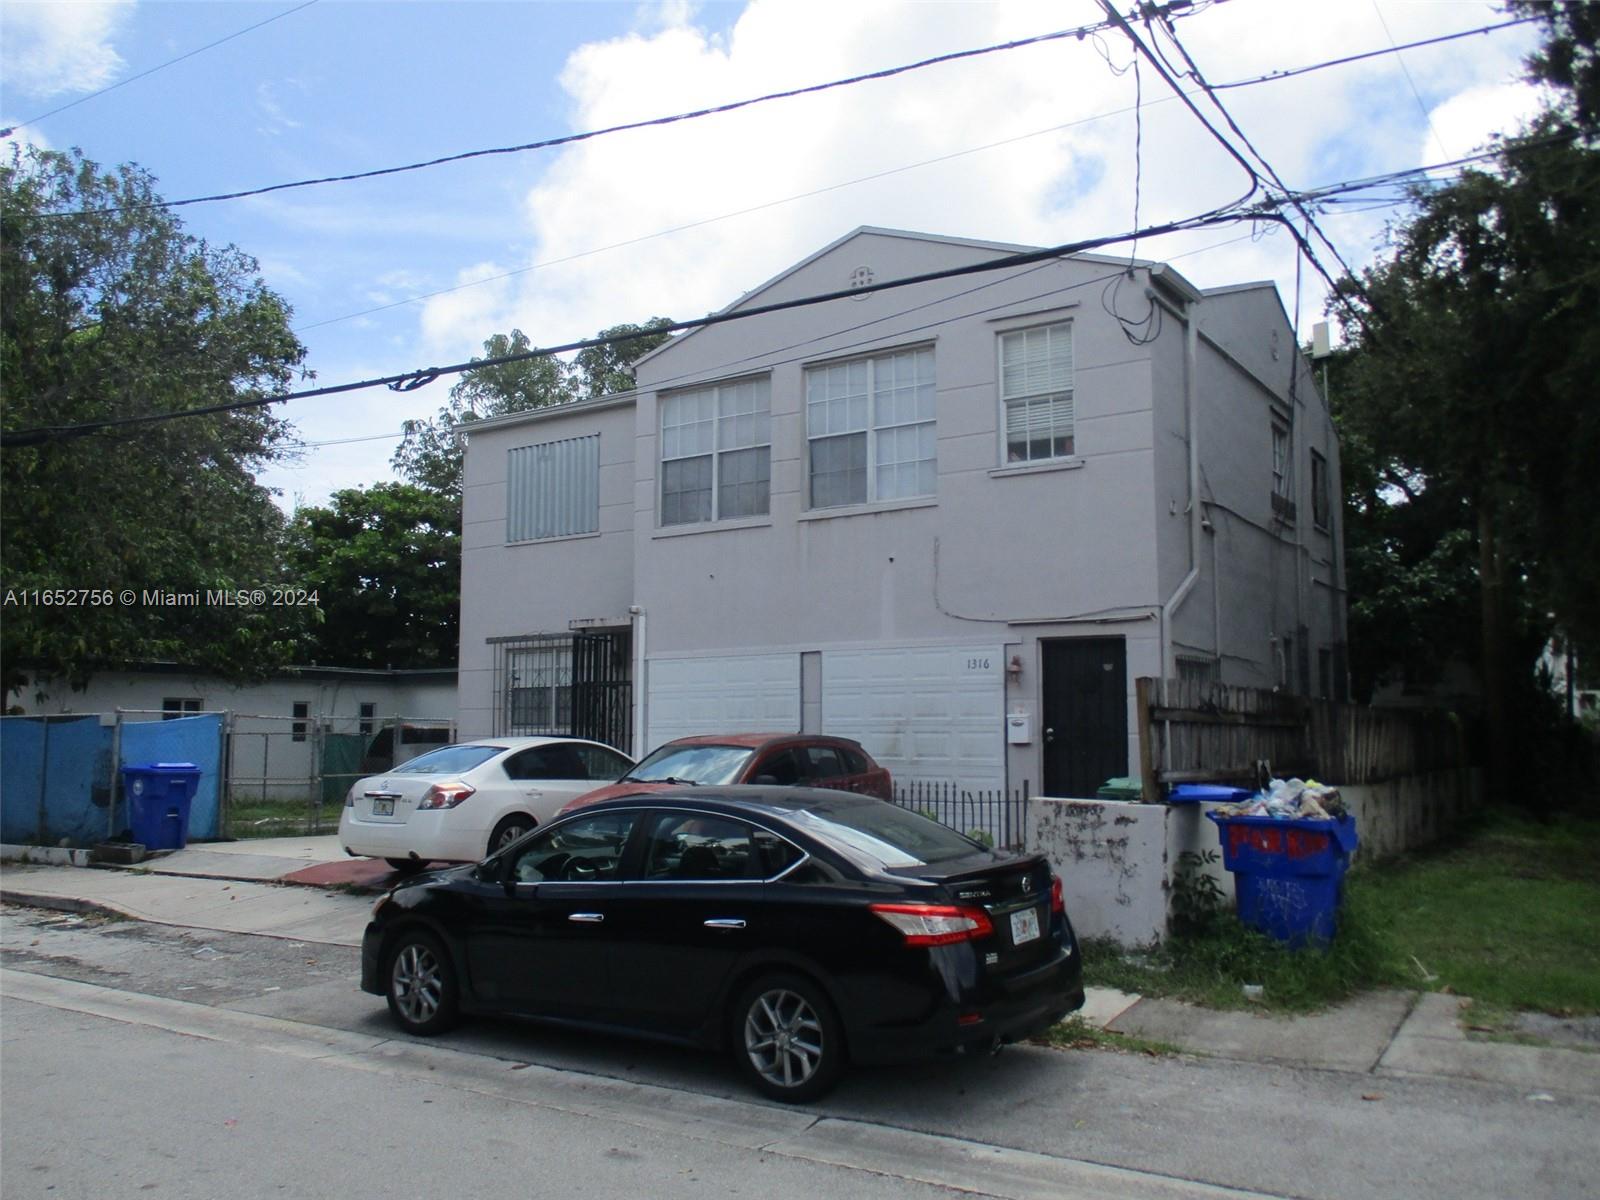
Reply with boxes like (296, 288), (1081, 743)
(121, 714), (224, 839)
(0, 713), (224, 845)
(0, 716), (114, 845)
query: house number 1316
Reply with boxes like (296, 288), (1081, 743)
(966, 657), (991, 671)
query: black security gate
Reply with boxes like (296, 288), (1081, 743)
(490, 630), (631, 752)
(572, 630), (631, 751)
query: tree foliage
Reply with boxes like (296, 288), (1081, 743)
(1, 146), (310, 699)
(1330, 2), (1599, 782)
(286, 483), (459, 668)
(391, 319), (673, 495)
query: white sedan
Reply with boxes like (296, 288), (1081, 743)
(339, 737), (634, 871)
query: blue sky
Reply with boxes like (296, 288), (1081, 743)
(2, 1), (1542, 508)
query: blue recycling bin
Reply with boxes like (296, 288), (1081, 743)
(121, 763), (202, 850)
(1205, 810), (1359, 948)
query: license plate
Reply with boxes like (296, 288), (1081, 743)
(1009, 906), (1041, 945)
(370, 798), (395, 817)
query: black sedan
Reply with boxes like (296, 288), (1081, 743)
(360, 787), (1085, 1101)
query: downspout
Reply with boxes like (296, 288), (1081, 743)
(629, 605), (647, 760)
(1150, 270), (1204, 679)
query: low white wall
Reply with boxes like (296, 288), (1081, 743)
(1029, 767), (1481, 945)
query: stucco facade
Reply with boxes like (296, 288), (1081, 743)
(457, 228), (1346, 798)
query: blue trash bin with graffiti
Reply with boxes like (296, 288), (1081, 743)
(121, 763), (202, 851)
(1205, 810), (1359, 948)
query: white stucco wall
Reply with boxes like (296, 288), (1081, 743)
(1029, 768), (1478, 945)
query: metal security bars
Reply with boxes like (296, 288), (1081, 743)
(490, 630), (632, 751)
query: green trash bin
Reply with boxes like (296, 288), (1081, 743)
(1096, 776), (1143, 801)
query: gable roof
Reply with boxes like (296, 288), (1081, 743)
(632, 226), (1160, 370)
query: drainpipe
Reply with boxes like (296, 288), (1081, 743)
(629, 605), (647, 760)
(1150, 268), (1205, 679)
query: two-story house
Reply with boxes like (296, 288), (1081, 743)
(456, 227), (1346, 799)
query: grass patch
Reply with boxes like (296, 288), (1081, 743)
(1033, 1015), (1180, 1057)
(223, 801), (340, 839)
(1080, 808), (1600, 1017)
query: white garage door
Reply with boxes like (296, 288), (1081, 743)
(645, 654), (799, 749)
(823, 646), (1005, 792)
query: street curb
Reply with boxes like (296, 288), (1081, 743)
(0, 890), (130, 921)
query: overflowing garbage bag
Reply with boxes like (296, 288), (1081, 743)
(1212, 776), (1348, 821)
(1206, 777), (1357, 949)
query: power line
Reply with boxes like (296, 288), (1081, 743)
(1368, 0), (1452, 161)
(291, 12), (1539, 337)
(0, 1), (321, 138)
(1132, 7), (1369, 332)
(1211, 16), (1538, 92)
(3, 203), (1262, 448)
(48, 18), (1135, 218)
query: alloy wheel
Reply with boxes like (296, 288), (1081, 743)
(743, 987), (825, 1091)
(391, 942), (443, 1026)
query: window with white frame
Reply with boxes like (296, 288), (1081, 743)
(805, 346), (935, 509)
(659, 377), (770, 526)
(507, 434), (599, 542)
(1270, 419), (1294, 519)
(999, 322), (1074, 463)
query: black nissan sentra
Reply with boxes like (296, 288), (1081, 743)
(361, 787), (1084, 1101)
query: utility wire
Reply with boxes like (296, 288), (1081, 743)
(2, 202), (1261, 448)
(1133, 7), (1369, 332)
(1213, 16), (1538, 92)
(292, 13), (1538, 336)
(8, 131), (1568, 452)
(0, 1), (321, 138)
(47, 18), (1133, 217)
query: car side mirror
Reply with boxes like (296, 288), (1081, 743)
(753, 774), (779, 786)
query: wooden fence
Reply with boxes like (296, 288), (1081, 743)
(1136, 677), (1469, 800)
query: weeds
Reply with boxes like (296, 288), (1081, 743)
(1079, 807), (1600, 1017)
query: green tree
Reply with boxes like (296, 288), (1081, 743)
(1, 146), (310, 700)
(391, 319), (673, 496)
(1330, 2), (1600, 789)
(286, 483), (459, 668)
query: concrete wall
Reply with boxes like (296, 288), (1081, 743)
(454, 229), (1346, 789)
(8, 668), (457, 802)
(458, 398), (638, 738)
(1029, 768), (1480, 945)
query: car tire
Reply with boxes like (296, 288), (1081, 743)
(730, 972), (844, 1103)
(384, 857), (427, 875)
(487, 814), (535, 857)
(384, 929), (459, 1036)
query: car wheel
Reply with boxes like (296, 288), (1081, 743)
(487, 814), (534, 857)
(385, 930), (459, 1036)
(384, 857), (427, 875)
(731, 972), (844, 1103)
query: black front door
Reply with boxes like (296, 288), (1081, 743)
(1041, 637), (1128, 798)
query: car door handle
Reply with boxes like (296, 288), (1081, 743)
(568, 912), (604, 924)
(703, 918), (746, 930)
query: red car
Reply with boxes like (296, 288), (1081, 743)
(560, 732), (892, 814)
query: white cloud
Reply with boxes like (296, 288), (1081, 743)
(0, 1), (132, 99)
(400, 0), (1544, 376)
(1426, 81), (1548, 162)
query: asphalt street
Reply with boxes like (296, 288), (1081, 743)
(3, 907), (1596, 1200)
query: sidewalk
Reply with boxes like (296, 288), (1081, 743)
(3, 838), (1597, 1099)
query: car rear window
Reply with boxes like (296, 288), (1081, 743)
(391, 745), (503, 774)
(787, 803), (979, 868)
(626, 744), (754, 785)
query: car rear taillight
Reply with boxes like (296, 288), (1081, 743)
(417, 782), (475, 810)
(1050, 876), (1064, 914)
(870, 902), (994, 947)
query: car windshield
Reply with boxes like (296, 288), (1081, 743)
(390, 744), (504, 775)
(787, 804), (980, 868)
(624, 744), (754, 785)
